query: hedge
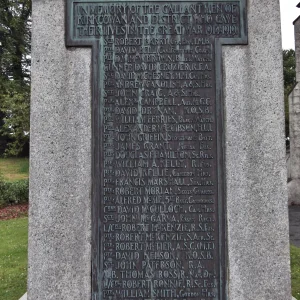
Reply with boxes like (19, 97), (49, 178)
(0, 177), (29, 208)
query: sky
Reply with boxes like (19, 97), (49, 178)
(280, 0), (299, 49)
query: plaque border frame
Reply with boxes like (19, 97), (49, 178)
(65, 1), (248, 299)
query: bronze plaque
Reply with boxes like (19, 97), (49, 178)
(66, 1), (247, 299)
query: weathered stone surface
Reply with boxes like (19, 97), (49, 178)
(223, 0), (291, 299)
(288, 16), (300, 205)
(28, 0), (291, 299)
(28, 0), (91, 299)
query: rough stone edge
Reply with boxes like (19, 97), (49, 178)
(27, 0), (292, 299)
(28, 0), (92, 299)
(223, 0), (291, 299)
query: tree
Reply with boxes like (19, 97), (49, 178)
(283, 49), (296, 138)
(0, 0), (31, 156)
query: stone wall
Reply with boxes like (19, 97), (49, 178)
(288, 17), (300, 204)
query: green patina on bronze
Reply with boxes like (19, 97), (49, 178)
(66, 1), (247, 299)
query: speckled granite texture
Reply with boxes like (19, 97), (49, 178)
(28, 0), (91, 299)
(28, 0), (291, 299)
(223, 0), (291, 298)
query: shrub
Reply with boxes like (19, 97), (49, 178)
(0, 175), (29, 208)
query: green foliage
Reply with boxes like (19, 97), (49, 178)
(284, 49), (296, 93)
(0, 0), (31, 156)
(0, 78), (30, 156)
(291, 245), (300, 300)
(0, 177), (29, 208)
(0, 217), (28, 300)
(283, 49), (296, 137)
(0, 0), (31, 80)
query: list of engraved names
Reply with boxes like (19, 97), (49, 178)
(73, 2), (241, 299)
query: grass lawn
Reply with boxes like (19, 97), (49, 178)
(0, 158), (29, 182)
(0, 218), (28, 300)
(0, 161), (298, 298)
(0, 217), (298, 300)
(291, 244), (300, 300)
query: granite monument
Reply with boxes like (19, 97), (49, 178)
(28, 0), (291, 299)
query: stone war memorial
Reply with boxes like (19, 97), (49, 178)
(28, 0), (292, 299)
